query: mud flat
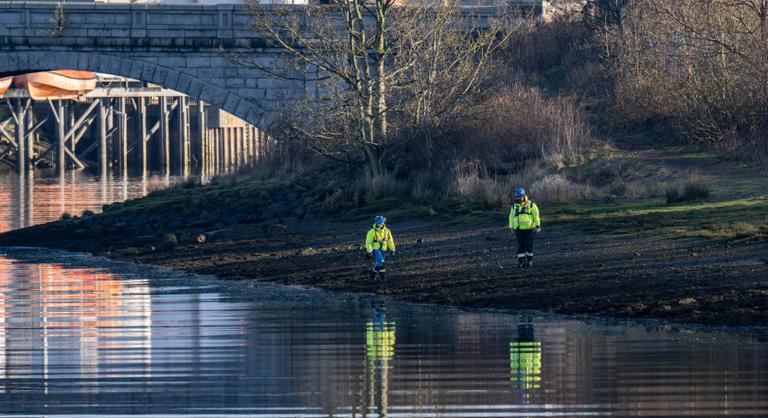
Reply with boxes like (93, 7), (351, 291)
(2, 206), (767, 327)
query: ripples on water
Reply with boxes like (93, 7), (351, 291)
(0, 249), (766, 417)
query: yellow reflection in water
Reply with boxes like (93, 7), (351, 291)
(364, 308), (396, 418)
(509, 341), (542, 388)
(510, 317), (542, 392)
(366, 313), (396, 362)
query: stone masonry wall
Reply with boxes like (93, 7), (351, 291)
(0, 2), (303, 127)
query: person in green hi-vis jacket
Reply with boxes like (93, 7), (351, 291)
(508, 187), (541, 267)
(364, 215), (396, 281)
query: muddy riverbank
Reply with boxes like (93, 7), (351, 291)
(2, 209), (767, 327)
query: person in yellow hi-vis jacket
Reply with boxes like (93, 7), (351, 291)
(508, 188), (541, 267)
(365, 215), (396, 281)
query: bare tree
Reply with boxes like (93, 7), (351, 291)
(609, 0), (768, 159)
(245, 0), (517, 175)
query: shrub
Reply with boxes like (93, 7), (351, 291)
(321, 189), (354, 213)
(503, 19), (575, 75)
(666, 180), (711, 204)
(571, 158), (671, 188)
(529, 174), (594, 203)
(450, 160), (509, 208)
(461, 84), (591, 171)
(321, 171), (407, 212)
(450, 160), (594, 207)
(360, 172), (404, 203)
(410, 172), (442, 203)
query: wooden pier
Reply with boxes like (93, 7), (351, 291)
(0, 83), (267, 177)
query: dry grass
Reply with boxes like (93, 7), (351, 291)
(529, 174), (594, 203)
(410, 172), (441, 203)
(462, 85), (591, 171)
(666, 179), (711, 204)
(450, 160), (595, 207)
(359, 172), (406, 203)
(451, 160), (508, 208)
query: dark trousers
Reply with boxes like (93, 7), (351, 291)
(514, 229), (534, 259)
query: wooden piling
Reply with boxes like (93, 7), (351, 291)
(67, 102), (76, 167)
(55, 101), (66, 176)
(240, 128), (247, 166)
(252, 128), (257, 162)
(176, 96), (190, 176)
(257, 128), (263, 160)
(98, 99), (108, 178)
(242, 127), (249, 166)
(26, 106), (35, 169)
(118, 97), (128, 177)
(230, 128), (236, 169)
(137, 96), (148, 176)
(197, 101), (206, 171)
(233, 127), (240, 168)
(214, 128), (220, 172)
(159, 96), (170, 175)
(231, 128), (238, 168)
(216, 128), (222, 172)
(106, 100), (115, 169)
(223, 127), (231, 171)
(15, 100), (27, 173)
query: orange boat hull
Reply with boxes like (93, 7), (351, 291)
(0, 77), (12, 97)
(14, 70), (97, 100)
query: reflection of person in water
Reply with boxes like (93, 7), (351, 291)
(509, 314), (542, 395)
(365, 305), (396, 417)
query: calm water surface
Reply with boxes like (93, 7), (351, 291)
(0, 249), (766, 417)
(0, 171), (189, 233)
(0, 174), (767, 416)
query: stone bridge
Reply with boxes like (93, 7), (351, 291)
(0, 2), (302, 128)
(0, 2), (533, 128)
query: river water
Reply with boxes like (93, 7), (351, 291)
(1, 173), (768, 416)
(0, 171), (189, 233)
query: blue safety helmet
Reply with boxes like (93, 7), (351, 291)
(375, 215), (386, 225)
(514, 187), (526, 197)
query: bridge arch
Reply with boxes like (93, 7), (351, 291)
(0, 50), (267, 128)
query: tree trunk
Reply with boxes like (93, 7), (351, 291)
(375, 0), (388, 141)
(363, 142), (382, 176)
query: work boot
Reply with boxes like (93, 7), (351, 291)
(527, 256), (533, 267)
(379, 272), (386, 282)
(518, 257), (526, 268)
(369, 271), (376, 281)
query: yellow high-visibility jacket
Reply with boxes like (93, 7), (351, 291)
(509, 200), (541, 230)
(365, 226), (396, 253)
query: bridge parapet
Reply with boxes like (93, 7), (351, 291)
(0, 2), (523, 49)
(0, 2), (265, 48)
(0, 1), (537, 127)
